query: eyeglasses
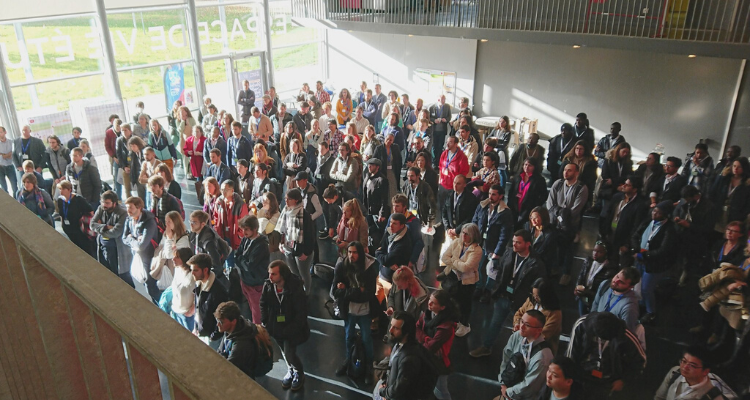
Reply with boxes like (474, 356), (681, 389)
(726, 229), (741, 234)
(679, 358), (703, 370)
(189, 220), (200, 226)
(520, 320), (543, 329)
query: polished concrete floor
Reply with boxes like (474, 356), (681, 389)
(60, 159), (749, 399)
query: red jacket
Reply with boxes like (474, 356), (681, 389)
(183, 135), (206, 178)
(416, 311), (455, 368)
(438, 149), (469, 190)
(213, 192), (248, 249)
(104, 128), (118, 158)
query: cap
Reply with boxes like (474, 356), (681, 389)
(295, 171), (310, 181)
(655, 200), (674, 216)
(366, 158), (382, 167)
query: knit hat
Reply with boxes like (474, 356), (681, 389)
(655, 200), (674, 216)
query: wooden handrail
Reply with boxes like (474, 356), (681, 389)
(0, 193), (275, 399)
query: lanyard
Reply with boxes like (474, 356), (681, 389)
(719, 243), (737, 262)
(561, 137), (571, 154)
(445, 151), (457, 169)
(73, 167), (82, 180)
(21, 139), (30, 154)
(274, 284), (284, 305)
(513, 254), (526, 278)
(563, 183), (575, 201)
(255, 119), (260, 132)
(518, 177), (530, 193)
(521, 339), (533, 365)
(587, 261), (605, 287)
(61, 197), (71, 219)
(597, 338), (609, 367)
(604, 291), (624, 312)
(460, 245), (469, 258)
(647, 221), (663, 244)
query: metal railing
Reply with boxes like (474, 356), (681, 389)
(0, 193), (275, 400)
(293, 0), (750, 43)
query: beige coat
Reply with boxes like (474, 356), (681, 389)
(440, 240), (481, 285)
(249, 114), (274, 142)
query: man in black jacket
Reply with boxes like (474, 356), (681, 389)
(442, 174), (478, 241)
(13, 125), (46, 178)
(375, 213), (413, 296)
(189, 253), (229, 348)
(672, 185), (716, 287)
(90, 191), (134, 287)
(649, 157), (687, 207)
(546, 123), (576, 186)
(65, 147), (102, 209)
(375, 311), (435, 400)
(402, 166), (437, 226)
(363, 158), (389, 247)
(236, 215), (270, 324)
(215, 301), (260, 378)
(189, 210), (230, 289)
(292, 101), (313, 134)
(472, 184), (514, 301)
(601, 175), (648, 266)
(631, 201), (678, 324)
(470, 230), (545, 358)
(148, 175), (182, 231)
(261, 260), (310, 391)
(573, 113), (595, 152)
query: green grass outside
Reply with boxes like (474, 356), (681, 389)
(1, 5), (318, 112)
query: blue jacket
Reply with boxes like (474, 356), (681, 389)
(203, 136), (227, 165)
(206, 162), (232, 185)
(148, 130), (177, 161)
(226, 135), (253, 170)
(122, 210), (159, 259)
(361, 100), (379, 126)
(472, 199), (513, 256)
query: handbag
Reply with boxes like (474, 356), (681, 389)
(150, 242), (174, 290)
(195, 180), (205, 206)
(80, 211), (97, 240)
(440, 270), (461, 296)
(324, 299), (344, 320)
(130, 253), (148, 284)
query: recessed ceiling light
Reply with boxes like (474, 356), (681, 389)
(572, 44), (581, 49)
(481, 39), (488, 42)
(688, 54), (697, 58)
(408, 34), (413, 37)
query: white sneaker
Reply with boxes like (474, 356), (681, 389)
(455, 323), (471, 337)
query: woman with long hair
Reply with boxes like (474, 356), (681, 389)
(251, 143), (277, 180)
(508, 157), (548, 231)
(155, 163), (181, 200)
(360, 125), (381, 161)
(16, 172), (54, 226)
(712, 157), (750, 229)
(183, 125), (206, 181)
(335, 199), (368, 254)
(276, 188), (315, 292)
(171, 247), (196, 330)
(133, 114), (150, 140)
(148, 119), (178, 174)
(282, 138), (308, 190)
(280, 121), (303, 162)
(416, 290), (459, 400)
(154, 211), (190, 305)
(257, 192), (280, 234)
(488, 115), (517, 160)
(220, 113), (235, 140)
(599, 142), (633, 208)
(525, 207), (558, 276)
(336, 88), (353, 125)
(439, 223), (481, 338)
(560, 140), (597, 198)
(345, 122), (361, 151)
(469, 151), (500, 199)
(305, 119), (325, 170)
(202, 177), (221, 224)
(512, 278), (562, 353)
(128, 136), (148, 201)
(331, 241), (378, 384)
(79, 139), (98, 169)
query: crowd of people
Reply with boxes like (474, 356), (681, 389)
(0, 77), (748, 400)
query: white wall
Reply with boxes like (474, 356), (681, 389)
(473, 41), (743, 160)
(326, 30), (477, 107)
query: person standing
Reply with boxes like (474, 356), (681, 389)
(189, 253), (229, 348)
(442, 174), (479, 246)
(682, 143), (714, 193)
(276, 188), (315, 292)
(184, 126), (206, 181)
(471, 185), (514, 302)
(57, 180), (95, 256)
(147, 119), (178, 174)
(214, 180), (248, 272)
(573, 113), (595, 151)
(90, 191), (133, 287)
(362, 158), (389, 249)
(249, 107), (274, 143)
(373, 132), (403, 204)
(13, 125), (45, 181)
(16, 173), (54, 226)
(127, 137), (148, 202)
(0, 126), (17, 194)
(261, 260), (310, 391)
(44, 135), (70, 200)
(372, 84), (387, 134)
(375, 213), (413, 300)
(204, 126), (227, 168)
(116, 124), (134, 199)
(215, 300), (266, 378)
(546, 163), (588, 285)
(226, 121), (254, 176)
(67, 126), (86, 151)
(546, 123), (576, 185)
(122, 196), (161, 303)
(416, 290), (459, 400)
(429, 95), (452, 164)
(438, 136), (470, 218)
(171, 247), (196, 331)
(508, 157), (548, 231)
(470, 230), (545, 358)
(508, 133), (545, 180)
(148, 175), (182, 232)
(594, 122), (626, 168)
(236, 215), (270, 324)
(332, 241), (378, 385)
(439, 223), (482, 337)
(650, 156), (687, 207)
(336, 88), (354, 125)
(402, 167), (437, 227)
(237, 80), (256, 123)
(600, 175), (648, 266)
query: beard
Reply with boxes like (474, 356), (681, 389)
(387, 333), (401, 345)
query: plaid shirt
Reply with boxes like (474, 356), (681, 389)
(325, 129), (344, 155)
(316, 90), (330, 104)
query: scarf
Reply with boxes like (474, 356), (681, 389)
(263, 102), (273, 115)
(281, 203), (304, 244)
(424, 310), (452, 338)
(17, 188), (46, 214)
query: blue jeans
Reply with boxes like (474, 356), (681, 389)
(637, 262), (665, 314)
(482, 296), (512, 348)
(112, 160), (122, 198)
(173, 312), (195, 331)
(0, 164), (18, 195)
(223, 239), (235, 271)
(434, 375), (451, 400)
(345, 313), (374, 364)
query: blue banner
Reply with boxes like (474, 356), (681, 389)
(164, 64), (185, 111)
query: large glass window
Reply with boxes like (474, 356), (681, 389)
(108, 9), (192, 68)
(196, 4), (262, 57)
(119, 63), (197, 119)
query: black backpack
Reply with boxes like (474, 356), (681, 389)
(500, 340), (551, 388)
(667, 370), (727, 400)
(347, 332), (366, 379)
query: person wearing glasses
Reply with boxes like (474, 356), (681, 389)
(566, 312), (646, 400)
(654, 345), (737, 400)
(491, 310), (553, 400)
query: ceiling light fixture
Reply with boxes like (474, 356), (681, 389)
(572, 44), (581, 49)
(688, 54), (697, 58)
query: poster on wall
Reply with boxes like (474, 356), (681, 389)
(164, 64), (186, 112)
(413, 69), (458, 107)
(25, 111), (73, 144)
(237, 69), (264, 110)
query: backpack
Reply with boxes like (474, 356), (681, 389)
(216, 233), (232, 262)
(347, 332), (366, 379)
(253, 325), (274, 378)
(267, 178), (282, 204)
(500, 340), (551, 388)
(411, 343), (443, 397)
(667, 370), (729, 400)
